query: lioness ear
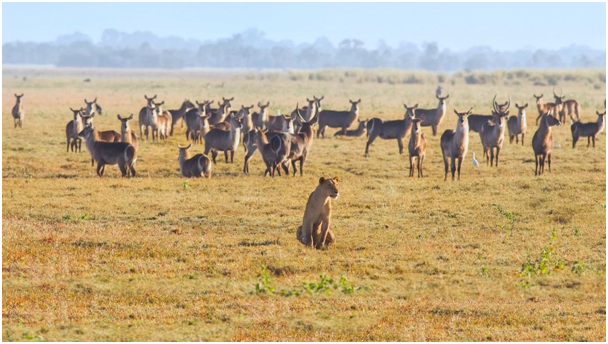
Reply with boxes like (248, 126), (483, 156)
(319, 177), (326, 185)
(333, 176), (340, 183)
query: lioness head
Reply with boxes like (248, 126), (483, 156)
(319, 176), (340, 200)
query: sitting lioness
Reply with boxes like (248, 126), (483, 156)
(297, 176), (340, 249)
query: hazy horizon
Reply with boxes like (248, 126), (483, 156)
(3, 2), (606, 51)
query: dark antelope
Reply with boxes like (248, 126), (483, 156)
(78, 125), (137, 177)
(365, 103), (416, 156)
(168, 99), (196, 135)
(282, 104), (318, 176)
(334, 119), (368, 137)
(204, 116), (243, 163)
(479, 96), (510, 167)
(532, 111), (561, 175)
(408, 118), (427, 178)
(553, 88), (580, 123)
(533, 94), (559, 126)
(416, 94), (449, 136)
(117, 114), (139, 151)
(66, 107), (85, 152)
(177, 144), (212, 178)
(571, 110), (605, 148)
(317, 99), (361, 138)
(12, 93), (24, 128)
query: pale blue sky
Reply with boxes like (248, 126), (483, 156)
(3, 2), (606, 51)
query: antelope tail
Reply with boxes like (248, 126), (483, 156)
(271, 136), (282, 155)
(125, 145), (137, 167)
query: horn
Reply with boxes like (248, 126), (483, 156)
(492, 94), (498, 113)
(553, 87), (557, 97)
(505, 95), (511, 112)
(294, 103), (305, 123)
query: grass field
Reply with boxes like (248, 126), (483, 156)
(2, 67), (606, 341)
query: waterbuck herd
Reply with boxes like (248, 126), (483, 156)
(9, 90), (606, 179)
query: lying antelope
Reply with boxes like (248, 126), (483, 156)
(479, 96), (510, 167)
(317, 99), (361, 138)
(177, 144), (212, 178)
(408, 118), (427, 178)
(12, 93), (24, 128)
(334, 119), (368, 137)
(532, 110), (561, 175)
(571, 111), (605, 148)
(282, 105), (318, 176)
(169, 99), (196, 135)
(79, 125), (137, 177)
(204, 115), (242, 163)
(440, 108), (472, 181)
(553, 89), (580, 123)
(533, 94), (559, 126)
(507, 103), (528, 145)
(365, 103), (416, 156)
(415, 94), (449, 136)
(117, 114), (139, 151)
(66, 107), (85, 152)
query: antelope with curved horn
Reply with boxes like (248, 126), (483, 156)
(66, 107), (85, 152)
(12, 93), (24, 128)
(177, 144), (212, 178)
(292, 97), (319, 132)
(253, 128), (291, 177)
(479, 95), (510, 167)
(414, 94), (449, 136)
(317, 99), (361, 138)
(208, 97), (234, 125)
(532, 110), (561, 175)
(440, 108), (472, 181)
(365, 103), (416, 156)
(507, 103), (528, 145)
(84, 97), (102, 116)
(117, 114), (139, 151)
(282, 104), (318, 176)
(243, 111), (294, 174)
(571, 110), (605, 149)
(468, 97), (510, 133)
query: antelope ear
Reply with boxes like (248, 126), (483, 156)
(413, 104), (418, 109)
(357, 99), (361, 103)
(524, 103), (528, 108)
(117, 114), (121, 119)
(129, 114), (134, 120)
(266, 101), (270, 107)
(333, 176), (340, 183)
(454, 109), (459, 115)
(319, 177), (326, 185)
(404, 103), (408, 109)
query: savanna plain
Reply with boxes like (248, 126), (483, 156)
(2, 67), (606, 341)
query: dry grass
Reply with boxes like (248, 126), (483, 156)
(2, 67), (606, 341)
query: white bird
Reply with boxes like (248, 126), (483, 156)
(472, 152), (479, 167)
(555, 143), (562, 148)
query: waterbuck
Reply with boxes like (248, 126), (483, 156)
(117, 114), (139, 151)
(253, 128), (291, 177)
(214, 105), (255, 131)
(365, 103), (416, 156)
(571, 111), (605, 148)
(177, 144), (212, 178)
(533, 94), (559, 126)
(78, 125), (137, 177)
(84, 97), (102, 116)
(415, 94), (449, 136)
(252, 101), (270, 129)
(169, 99), (196, 135)
(408, 118), (427, 178)
(479, 97), (510, 167)
(266, 110), (295, 133)
(507, 103), (528, 145)
(440, 108), (472, 181)
(553, 89), (580, 123)
(317, 99), (361, 138)
(292, 97), (319, 131)
(184, 102), (211, 144)
(204, 115), (243, 164)
(334, 119), (368, 137)
(243, 112), (294, 174)
(532, 110), (561, 175)
(468, 96), (510, 133)
(151, 101), (171, 140)
(66, 107), (85, 152)
(208, 97), (234, 125)
(12, 93), (24, 128)
(282, 105), (318, 177)
(138, 95), (157, 139)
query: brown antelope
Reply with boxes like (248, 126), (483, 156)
(168, 99), (196, 135)
(551, 89), (567, 123)
(440, 108), (472, 181)
(334, 119), (368, 137)
(533, 94), (559, 126)
(252, 101), (270, 129)
(408, 118), (427, 178)
(253, 128), (291, 177)
(117, 114), (139, 151)
(204, 115), (243, 164)
(80, 112), (121, 142)
(317, 99), (361, 138)
(243, 112), (294, 174)
(184, 102), (211, 144)
(177, 144), (212, 178)
(12, 93), (24, 128)
(84, 97), (102, 116)
(292, 97), (320, 131)
(553, 89), (580, 123)
(507, 103), (528, 145)
(571, 111), (605, 148)
(532, 110), (561, 175)
(415, 94), (449, 136)
(468, 97), (509, 133)
(66, 107), (85, 152)
(78, 125), (137, 177)
(282, 105), (318, 176)
(479, 96), (510, 167)
(208, 97), (233, 125)
(266, 110), (295, 133)
(150, 100), (171, 140)
(214, 105), (254, 131)
(139, 95), (157, 139)
(365, 103), (416, 156)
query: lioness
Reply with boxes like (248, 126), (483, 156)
(296, 176), (340, 249)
